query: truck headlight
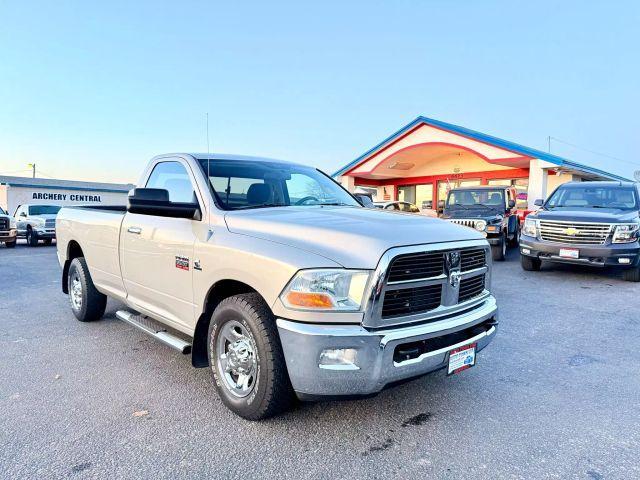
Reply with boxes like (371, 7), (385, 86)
(281, 269), (371, 311)
(9, 218), (16, 229)
(613, 223), (640, 244)
(523, 217), (537, 237)
(474, 220), (487, 231)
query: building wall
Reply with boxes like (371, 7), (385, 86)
(0, 185), (7, 213)
(5, 186), (130, 215)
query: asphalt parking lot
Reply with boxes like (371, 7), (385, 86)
(1, 241), (639, 479)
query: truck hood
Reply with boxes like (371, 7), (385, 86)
(224, 206), (485, 268)
(533, 208), (639, 224)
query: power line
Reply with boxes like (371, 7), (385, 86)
(549, 136), (640, 168)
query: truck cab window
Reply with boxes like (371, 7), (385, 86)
(146, 161), (197, 203)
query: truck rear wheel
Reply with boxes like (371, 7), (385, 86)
(491, 232), (506, 261)
(521, 254), (541, 271)
(68, 257), (107, 322)
(207, 293), (294, 420)
(623, 267), (640, 282)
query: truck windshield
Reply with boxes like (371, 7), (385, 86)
(29, 205), (62, 215)
(199, 159), (360, 210)
(446, 189), (504, 209)
(546, 186), (638, 210)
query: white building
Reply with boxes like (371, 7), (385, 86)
(0, 176), (134, 215)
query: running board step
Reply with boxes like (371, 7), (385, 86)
(116, 310), (192, 354)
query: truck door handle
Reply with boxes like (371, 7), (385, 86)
(127, 226), (142, 235)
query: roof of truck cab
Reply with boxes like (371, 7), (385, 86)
(185, 153), (296, 164)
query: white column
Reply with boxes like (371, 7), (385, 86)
(527, 159), (553, 209)
(338, 175), (356, 193)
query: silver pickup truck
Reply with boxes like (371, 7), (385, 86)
(56, 153), (498, 420)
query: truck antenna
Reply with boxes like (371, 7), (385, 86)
(206, 113), (213, 237)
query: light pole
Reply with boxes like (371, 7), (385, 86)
(27, 163), (36, 178)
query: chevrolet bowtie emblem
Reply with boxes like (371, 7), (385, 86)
(564, 227), (580, 236)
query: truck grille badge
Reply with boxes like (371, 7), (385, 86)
(445, 251), (462, 288)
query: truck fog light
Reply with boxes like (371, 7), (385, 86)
(319, 348), (359, 370)
(522, 248), (531, 255)
(618, 258), (631, 264)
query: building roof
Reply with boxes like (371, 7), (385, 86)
(333, 116), (631, 182)
(0, 175), (134, 193)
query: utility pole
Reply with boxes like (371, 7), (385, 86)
(547, 136), (551, 153)
(28, 163), (36, 178)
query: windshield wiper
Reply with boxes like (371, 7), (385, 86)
(317, 202), (353, 206)
(233, 203), (288, 210)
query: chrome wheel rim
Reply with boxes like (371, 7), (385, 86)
(216, 321), (257, 398)
(70, 273), (83, 310)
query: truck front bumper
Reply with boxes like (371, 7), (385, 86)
(277, 296), (498, 399)
(520, 236), (640, 268)
(0, 229), (17, 242)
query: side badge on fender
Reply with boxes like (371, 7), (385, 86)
(175, 256), (190, 271)
(194, 259), (202, 271)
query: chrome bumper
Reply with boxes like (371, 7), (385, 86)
(276, 296), (498, 398)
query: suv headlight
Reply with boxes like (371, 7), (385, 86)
(280, 269), (371, 311)
(613, 223), (640, 244)
(523, 217), (537, 237)
(474, 220), (487, 231)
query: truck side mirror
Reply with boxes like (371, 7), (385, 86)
(508, 199), (516, 209)
(128, 188), (200, 219)
(534, 199), (544, 207)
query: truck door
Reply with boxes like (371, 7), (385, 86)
(120, 160), (202, 330)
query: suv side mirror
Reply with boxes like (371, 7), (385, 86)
(20, 212), (27, 217)
(508, 199), (516, 209)
(534, 199), (544, 207)
(128, 188), (200, 219)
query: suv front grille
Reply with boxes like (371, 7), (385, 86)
(539, 220), (612, 245)
(379, 246), (488, 320)
(449, 219), (477, 229)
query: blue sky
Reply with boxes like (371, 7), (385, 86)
(1, 1), (639, 183)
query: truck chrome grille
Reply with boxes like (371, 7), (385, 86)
(538, 220), (612, 245)
(448, 219), (477, 229)
(377, 245), (489, 322)
(459, 275), (486, 303)
(0, 218), (8, 230)
(381, 284), (442, 318)
(45, 219), (56, 228)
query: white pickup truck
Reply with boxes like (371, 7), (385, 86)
(56, 153), (498, 420)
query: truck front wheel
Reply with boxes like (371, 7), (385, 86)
(491, 232), (507, 261)
(26, 228), (38, 247)
(68, 257), (107, 322)
(207, 293), (295, 420)
(521, 254), (541, 271)
(622, 267), (640, 282)
(5, 240), (16, 248)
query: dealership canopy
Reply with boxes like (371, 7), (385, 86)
(334, 116), (630, 210)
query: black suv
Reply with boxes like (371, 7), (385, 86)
(441, 185), (520, 261)
(520, 181), (640, 282)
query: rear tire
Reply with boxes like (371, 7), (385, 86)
(623, 267), (640, 282)
(207, 293), (295, 420)
(509, 225), (520, 247)
(68, 257), (107, 322)
(5, 240), (16, 248)
(521, 254), (541, 271)
(26, 228), (38, 246)
(491, 232), (507, 261)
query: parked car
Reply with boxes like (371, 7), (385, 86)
(441, 186), (520, 261)
(14, 204), (61, 246)
(56, 153), (498, 420)
(0, 207), (17, 248)
(374, 200), (438, 217)
(520, 181), (640, 281)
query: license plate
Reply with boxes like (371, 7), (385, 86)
(447, 343), (476, 375)
(559, 248), (579, 259)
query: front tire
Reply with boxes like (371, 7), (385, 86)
(491, 232), (507, 261)
(5, 240), (16, 248)
(68, 257), (107, 322)
(623, 267), (640, 282)
(26, 228), (38, 247)
(521, 254), (541, 271)
(207, 293), (294, 420)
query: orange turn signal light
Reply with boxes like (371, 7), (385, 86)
(286, 292), (333, 309)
